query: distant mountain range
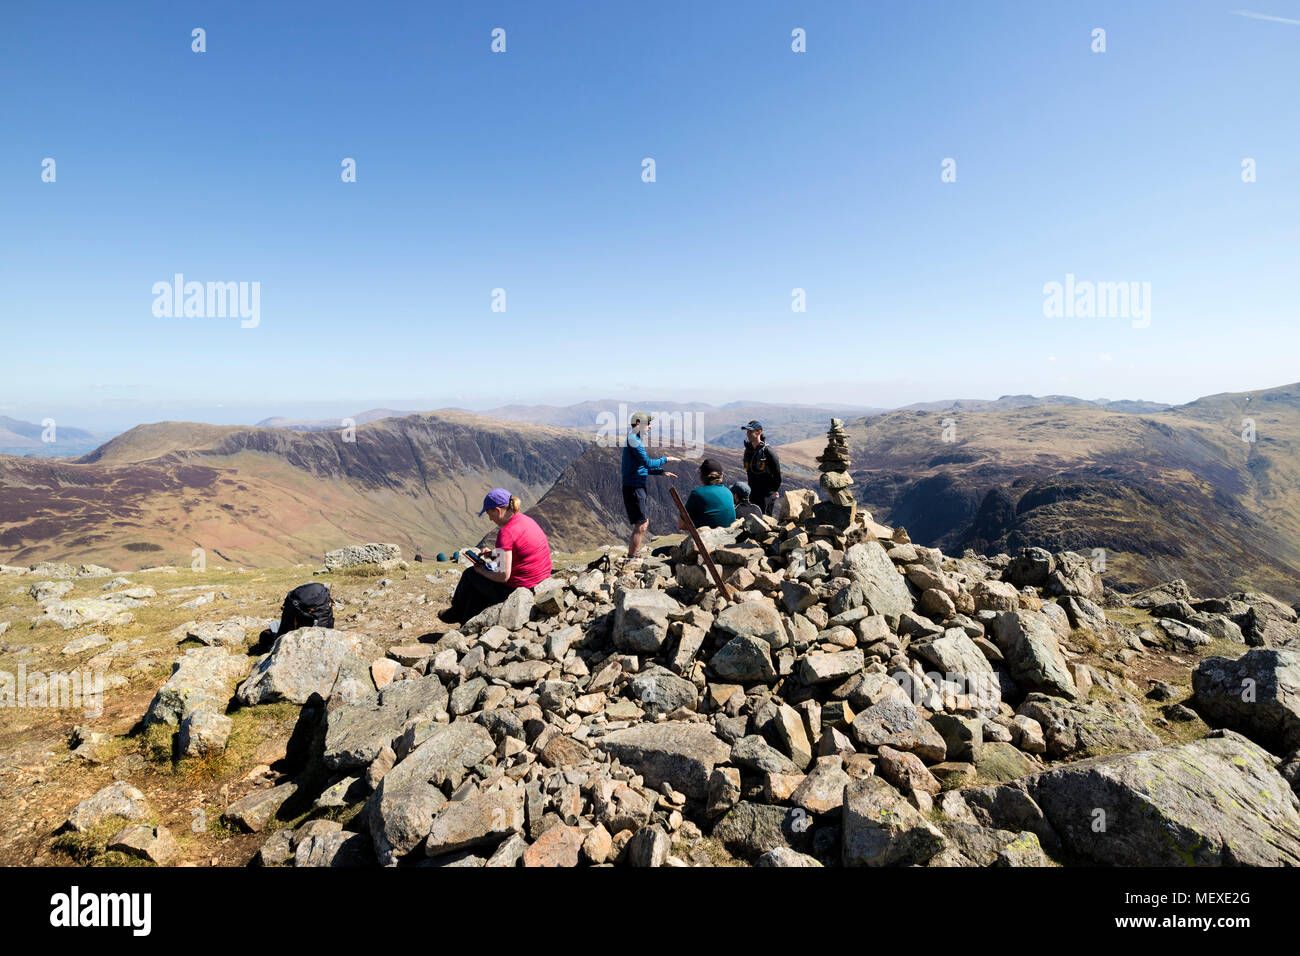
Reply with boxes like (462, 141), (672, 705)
(4, 384), (1298, 601)
(0, 416), (108, 458)
(780, 382), (1300, 602)
(257, 401), (884, 448)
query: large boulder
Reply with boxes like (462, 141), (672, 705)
(1015, 693), (1160, 759)
(991, 611), (1077, 700)
(849, 674), (947, 761)
(842, 776), (945, 866)
(368, 722), (496, 864)
(612, 588), (682, 654)
(842, 542), (914, 618)
(910, 628), (1001, 712)
(1233, 592), (1300, 647)
(145, 647), (252, 727)
(236, 628), (375, 706)
(1045, 551), (1103, 601)
(324, 543), (402, 571)
(713, 601), (786, 648)
(1006, 548), (1054, 588)
(710, 636), (776, 683)
(969, 731), (1300, 866)
(34, 597), (136, 630)
(596, 723), (730, 800)
(1192, 648), (1300, 753)
(323, 675), (450, 771)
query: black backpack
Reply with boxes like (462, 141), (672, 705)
(278, 582), (335, 635)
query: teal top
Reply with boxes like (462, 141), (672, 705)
(686, 484), (737, 529)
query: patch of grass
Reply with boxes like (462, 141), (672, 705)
(178, 747), (231, 784)
(671, 834), (745, 867)
(138, 722), (175, 765)
(1070, 628), (1103, 655)
(91, 850), (154, 867)
(203, 815), (238, 840)
(325, 564), (391, 580)
(51, 816), (155, 864)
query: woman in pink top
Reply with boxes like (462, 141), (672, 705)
(439, 488), (552, 625)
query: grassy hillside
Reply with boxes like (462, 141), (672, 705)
(0, 413), (590, 569)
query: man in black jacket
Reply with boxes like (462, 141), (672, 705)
(741, 420), (782, 516)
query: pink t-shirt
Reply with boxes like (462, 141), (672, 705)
(495, 512), (552, 588)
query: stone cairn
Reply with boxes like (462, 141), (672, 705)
(814, 419), (856, 528)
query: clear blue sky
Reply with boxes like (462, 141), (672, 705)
(1, 0), (1297, 430)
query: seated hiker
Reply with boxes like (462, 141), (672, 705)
(731, 481), (764, 522)
(439, 488), (552, 625)
(679, 458), (737, 530)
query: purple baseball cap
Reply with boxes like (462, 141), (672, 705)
(478, 488), (511, 516)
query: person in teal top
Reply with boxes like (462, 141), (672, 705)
(680, 458), (737, 529)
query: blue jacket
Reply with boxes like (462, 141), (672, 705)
(621, 431), (666, 487)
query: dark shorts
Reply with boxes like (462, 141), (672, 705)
(623, 485), (648, 525)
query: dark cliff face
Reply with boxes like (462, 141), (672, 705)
(205, 417), (587, 491)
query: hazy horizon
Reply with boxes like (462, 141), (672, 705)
(5, 376), (1296, 435)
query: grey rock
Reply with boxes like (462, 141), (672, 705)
(323, 543), (401, 571)
(497, 587), (534, 630)
(324, 675), (449, 771)
(799, 649), (865, 685)
(367, 721), (495, 864)
(295, 830), (373, 867)
(236, 627), (374, 706)
(177, 709), (233, 757)
(145, 647), (251, 727)
(1192, 648), (1300, 753)
(757, 847), (823, 867)
(711, 635), (777, 683)
(991, 611), (1077, 699)
(842, 776), (945, 866)
(597, 722), (730, 799)
(107, 824), (179, 865)
(843, 542), (914, 618)
(67, 782), (151, 832)
(223, 782), (298, 833)
(613, 588), (682, 653)
(714, 601), (787, 648)
(712, 802), (813, 860)
(425, 784), (524, 857)
(976, 731), (1300, 866)
(626, 826), (671, 867)
(628, 667), (698, 717)
(1016, 693), (1160, 759)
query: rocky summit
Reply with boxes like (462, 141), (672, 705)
(18, 429), (1300, 868)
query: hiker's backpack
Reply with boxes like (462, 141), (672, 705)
(277, 582), (334, 635)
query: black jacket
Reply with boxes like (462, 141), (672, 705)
(743, 441), (782, 500)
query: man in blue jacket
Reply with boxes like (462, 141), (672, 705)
(622, 411), (680, 558)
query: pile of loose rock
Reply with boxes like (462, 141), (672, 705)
(72, 443), (1300, 866)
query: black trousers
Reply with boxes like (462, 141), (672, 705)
(758, 491), (779, 517)
(445, 568), (516, 624)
